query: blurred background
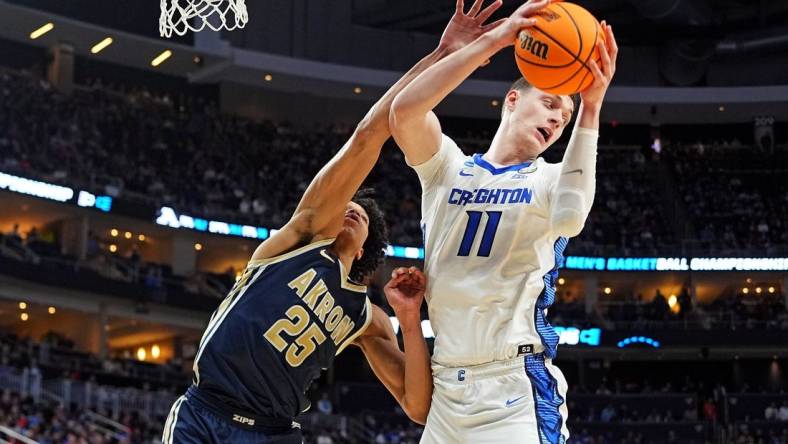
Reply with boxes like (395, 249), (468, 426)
(0, 0), (786, 442)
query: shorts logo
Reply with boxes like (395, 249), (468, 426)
(505, 395), (527, 408)
(457, 369), (466, 381)
(232, 414), (256, 426)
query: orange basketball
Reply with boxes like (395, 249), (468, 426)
(514, 2), (604, 95)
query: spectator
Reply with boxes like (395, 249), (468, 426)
(703, 398), (717, 423)
(600, 404), (617, 422)
(765, 402), (778, 420)
(779, 401), (788, 422)
(317, 392), (333, 415)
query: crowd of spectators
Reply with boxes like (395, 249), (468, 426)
(569, 148), (678, 256)
(551, 287), (788, 331)
(664, 141), (788, 255)
(1, 221), (234, 315)
(2, 330), (788, 443)
(0, 69), (718, 255)
(0, 389), (161, 443)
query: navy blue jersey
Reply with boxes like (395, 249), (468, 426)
(191, 239), (371, 420)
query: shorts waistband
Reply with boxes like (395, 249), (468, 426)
(433, 348), (543, 383)
(186, 386), (295, 431)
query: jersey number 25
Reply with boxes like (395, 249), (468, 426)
(264, 305), (326, 367)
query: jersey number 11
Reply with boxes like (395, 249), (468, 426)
(457, 211), (502, 257)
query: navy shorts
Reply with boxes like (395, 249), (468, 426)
(162, 390), (303, 444)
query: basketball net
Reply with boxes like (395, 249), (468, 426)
(159, 0), (248, 38)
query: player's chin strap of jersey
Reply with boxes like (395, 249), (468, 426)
(187, 386), (296, 431)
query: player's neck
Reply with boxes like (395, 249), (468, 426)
(329, 243), (357, 280)
(487, 126), (536, 166)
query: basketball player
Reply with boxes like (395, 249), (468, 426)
(389, 0), (618, 442)
(161, 1), (505, 442)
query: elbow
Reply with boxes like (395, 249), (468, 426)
(389, 95), (413, 134)
(550, 189), (590, 237)
(402, 401), (430, 425)
(354, 112), (384, 142)
(551, 210), (586, 238)
(400, 390), (431, 425)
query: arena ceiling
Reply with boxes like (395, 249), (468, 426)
(352, 0), (788, 49)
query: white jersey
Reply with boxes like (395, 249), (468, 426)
(412, 134), (586, 367)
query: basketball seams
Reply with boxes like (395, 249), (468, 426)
(520, 2), (585, 68)
(515, 3), (604, 94)
(517, 18), (602, 93)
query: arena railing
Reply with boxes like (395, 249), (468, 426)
(0, 427), (39, 444)
(84, 410), (132, 441)
(0, 365), (177, 419)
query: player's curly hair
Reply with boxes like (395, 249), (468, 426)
(349, 188), (389, 283)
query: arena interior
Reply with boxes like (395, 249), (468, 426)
(0, 0), (786, 443)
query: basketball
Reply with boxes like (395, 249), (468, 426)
(514, 2), (604, 95)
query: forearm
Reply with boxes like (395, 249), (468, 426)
(391, 34), (503, 120)
(397, 312), (432, 424)
(550, 103), (599, 237)
(358, 335), (406, 400)
(293, 46), (453, 233)
(357, 311), (431, 424)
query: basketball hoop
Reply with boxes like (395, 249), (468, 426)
(159, 0), (248, 38)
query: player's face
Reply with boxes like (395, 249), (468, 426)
(340, 201), (369, 254)
(505, 87), (574, 157)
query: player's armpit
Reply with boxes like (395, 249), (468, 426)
(249, 218), (314, 262)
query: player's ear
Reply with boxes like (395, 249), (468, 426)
(355, 248), (364, 261)
(505, 89), (520, 113)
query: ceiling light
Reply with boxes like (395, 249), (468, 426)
(30, 23), (54, 40)
(90, 37), (113, 54)
(151, 50), (173, 67)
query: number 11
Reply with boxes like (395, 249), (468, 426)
(457, 211), (502, 257)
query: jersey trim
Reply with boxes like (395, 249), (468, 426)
(320, 250), (336, 263)
(248, 238), (335, 267)
(336, 254), (368, 293)
(162, 395), (186, 444)
(335, 298), (372, 355)
(473, 153), (533, 175)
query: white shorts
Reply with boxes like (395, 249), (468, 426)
(420, 353), (570, 444)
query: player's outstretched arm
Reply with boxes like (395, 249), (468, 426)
(251, 51), (448, 261)
(251, 2), (505, 261)
(390, 0), (549, 166)
(550, 22), (617, 237)
(355, 267), (431, 424)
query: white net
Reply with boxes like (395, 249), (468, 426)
(159, 0), (248, 38)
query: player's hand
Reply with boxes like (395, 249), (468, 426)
(483, 0), (550, 51)
(580, 21), (618, 109)
(384, 266), (427, 318)
(439, 0), (504, 56)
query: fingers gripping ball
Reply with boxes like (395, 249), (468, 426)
(514, 2), (604, 95)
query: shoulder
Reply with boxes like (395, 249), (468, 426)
(249, 237), (336, 267)
(410, 134), (470, 186)
(535, 157), (562, 182)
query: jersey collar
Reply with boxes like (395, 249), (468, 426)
(473, 153), (533, 175)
